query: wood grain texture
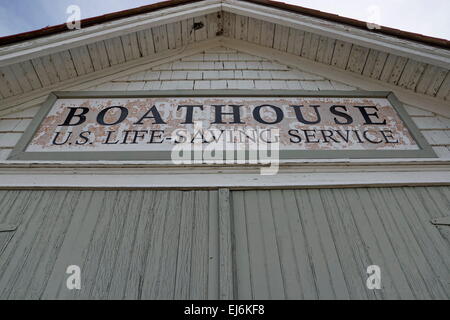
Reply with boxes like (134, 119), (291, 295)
(232, 187), (450, 299)
(218, 188), (234, 300)
(0, 187), (448, 299)
(0, 190), (226, 299)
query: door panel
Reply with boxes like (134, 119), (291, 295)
(0, 186), (449, 300)
(231, 187), (450, 300)
(0, 190), (222, 299)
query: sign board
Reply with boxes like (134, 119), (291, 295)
(9, 90), (435, 161)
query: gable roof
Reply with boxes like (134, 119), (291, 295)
(0, 0), (448, 118)
(1, 0), (449, 49)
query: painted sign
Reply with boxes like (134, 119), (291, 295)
(9, 91), (435, 160)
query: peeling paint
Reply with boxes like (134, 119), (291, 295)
(26, 96), (419, 152)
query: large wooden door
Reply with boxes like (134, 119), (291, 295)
(0, 190), (231, 299)
(0, 187), (449, 299)
(231, 187), (450, 299)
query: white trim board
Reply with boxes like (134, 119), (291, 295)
(1, 159), (449, 188)
(2, 158), (450, 167)
(0, 171), (449, 189)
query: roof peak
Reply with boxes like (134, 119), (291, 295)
(0, 0), (449, 49)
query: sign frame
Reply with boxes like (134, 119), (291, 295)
(8, 90), (436, 161)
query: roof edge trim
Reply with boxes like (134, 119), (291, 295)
(0, 0), (449, 50)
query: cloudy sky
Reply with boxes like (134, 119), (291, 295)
(0, 0), (449, 40)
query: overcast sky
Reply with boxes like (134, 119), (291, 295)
(0, 0), (449, 40)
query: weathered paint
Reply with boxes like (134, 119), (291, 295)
(0, 186), (448, 299)
(0, 189), (225, 299)
(9, 90), (436, 161)
(2, 48), (448, 161)
(231, 186), (450, 300)
(28, 96), (418, 152)
(0, 1), (448, 302)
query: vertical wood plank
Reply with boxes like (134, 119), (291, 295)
(153, 25), (169, 53)
(293, 189), (335, 299)
(320, 189), (372, 300)
(218, 188), (234, 300)
(379, 54), (397, 81)
(30, 57), (52, 87)
(269, 190), (303, 299)
(0, 69), (14, 97)
(302, 189), (350, 299)
(206, 12), (219, 38)
(194, 15), (207, 42)
(369, 188), (449, 299)
(10, 63), (33, 92)
(181, 18), (193, 45)
(136, 29), (155, 56)
(397, 60), (426, 90)
(0, 191), (66, 299)
(152, 191), (183, 299)
(121, 33), (141, 61)
(260, 21), (275, 47)
(123, 191), (157, 299)
(436, 72), (450, 99)
(243, 190), (270, 299)
(425, 67), (448, 96)
(166, 23), (177, 49)
(190, 191), (210, 299)
(331, 41), (352, 69)
(208, 190), (220, 299)
(139, 191), (170, 299)
(247, 17), (261, 44)
(346, 45), (369, 74)
(235, 15), (248, 41)
(388, 56), (408, 85)
(107, 191), (145, 299)
(71, 191), (116, 299)
(222, 11), (231, 37)
(281, 190), (317, 299)
(173, 21), (183, 47)
(59, 50), (79, 78)
(41, 190), (101, 299)
(316, 36), (335, 64)
(231, 191), (252, 299)
(340, 188), (413, 299)
(23, 191), (81, 299)
(0, 66), (24, 95)
(104, 37), (126, 66)
(174, 191), (195, 299)
(357, 188), (433, 299)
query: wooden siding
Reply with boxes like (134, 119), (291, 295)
(0, 186), (448, 299)
(0, 15), (221, 101)
(0, 106), (39, 159)
(0, 189), (228, 299)
(29, 49), (450, 158)
(232, 187), (450, 299)
(0, 47), (450, 160)
(1, 47), (449, 160)
(90, 47), (347, 91)
(225, 13), (450, 102)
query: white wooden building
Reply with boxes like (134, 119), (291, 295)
(0, 0), (449, 299)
